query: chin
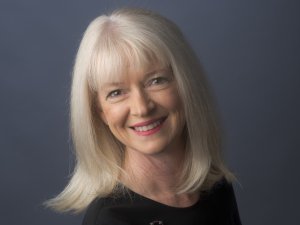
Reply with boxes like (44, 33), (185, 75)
(129, 141), (172, 156)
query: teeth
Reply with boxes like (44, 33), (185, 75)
(134, 120), (161, 132)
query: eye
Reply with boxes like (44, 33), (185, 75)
(106, 89), (123, 100)
(148, 77), (169, 86)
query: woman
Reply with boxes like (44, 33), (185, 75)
(47, 8), (242, 225)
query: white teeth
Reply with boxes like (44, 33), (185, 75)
(134, 120), (161, 132)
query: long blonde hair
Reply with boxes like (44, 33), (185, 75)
(46, 8), (234, 213)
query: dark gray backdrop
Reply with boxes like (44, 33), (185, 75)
(1, 0), (299, 224)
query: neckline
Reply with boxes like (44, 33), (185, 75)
(119, 185), (203, 211)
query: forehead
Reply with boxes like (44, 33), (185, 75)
(87, 32), (170, 92)
(89, 49), (169, 92)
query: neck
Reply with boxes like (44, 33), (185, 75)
(120, 141), (200, 207)
(122, 149), (184, 195)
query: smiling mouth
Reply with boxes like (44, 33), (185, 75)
(130, 117), (167, 132)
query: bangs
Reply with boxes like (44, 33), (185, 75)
(87, 28), (170, 92)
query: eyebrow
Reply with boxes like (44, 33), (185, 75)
(100, 67), (171, 90)
(100, 82), (125, 91)
(144, 67), (171, 78)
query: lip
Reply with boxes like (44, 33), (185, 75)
(130, 116), (167, 136)
(130, 117), (167, 128)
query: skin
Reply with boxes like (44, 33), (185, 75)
(98, 65), (199, 207)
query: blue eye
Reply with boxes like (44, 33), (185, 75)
(106, 89), (122, 99)
(149, 77), (168, 86)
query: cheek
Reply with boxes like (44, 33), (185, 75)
(159, 89), (186, 126)
(101, 103), (129, 127)
(156, 88), (183, 112)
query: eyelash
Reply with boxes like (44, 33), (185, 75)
(105, 76), (171, 100)
(148, 77), (169, 86)
(106, 89), (123, 99)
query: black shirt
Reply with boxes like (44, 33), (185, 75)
(82, 180), (242, 225)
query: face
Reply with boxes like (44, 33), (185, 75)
(97, 65), (186, 157)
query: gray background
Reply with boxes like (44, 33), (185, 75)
(1, 0), (299, 224)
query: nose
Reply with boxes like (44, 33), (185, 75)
(130, 89), (155, 117)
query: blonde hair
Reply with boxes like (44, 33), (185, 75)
(46, 8), (234, 213)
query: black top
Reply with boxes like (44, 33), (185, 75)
(82, 179), (242, 225)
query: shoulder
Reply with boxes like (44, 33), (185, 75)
(81, 197), (104, 225)
(82, 191), (135, 225)
(202, 178), (242, 224)
(202, 178), (236, 206)
(210, 178), (235, 197)
(82, 195), (123, 225)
